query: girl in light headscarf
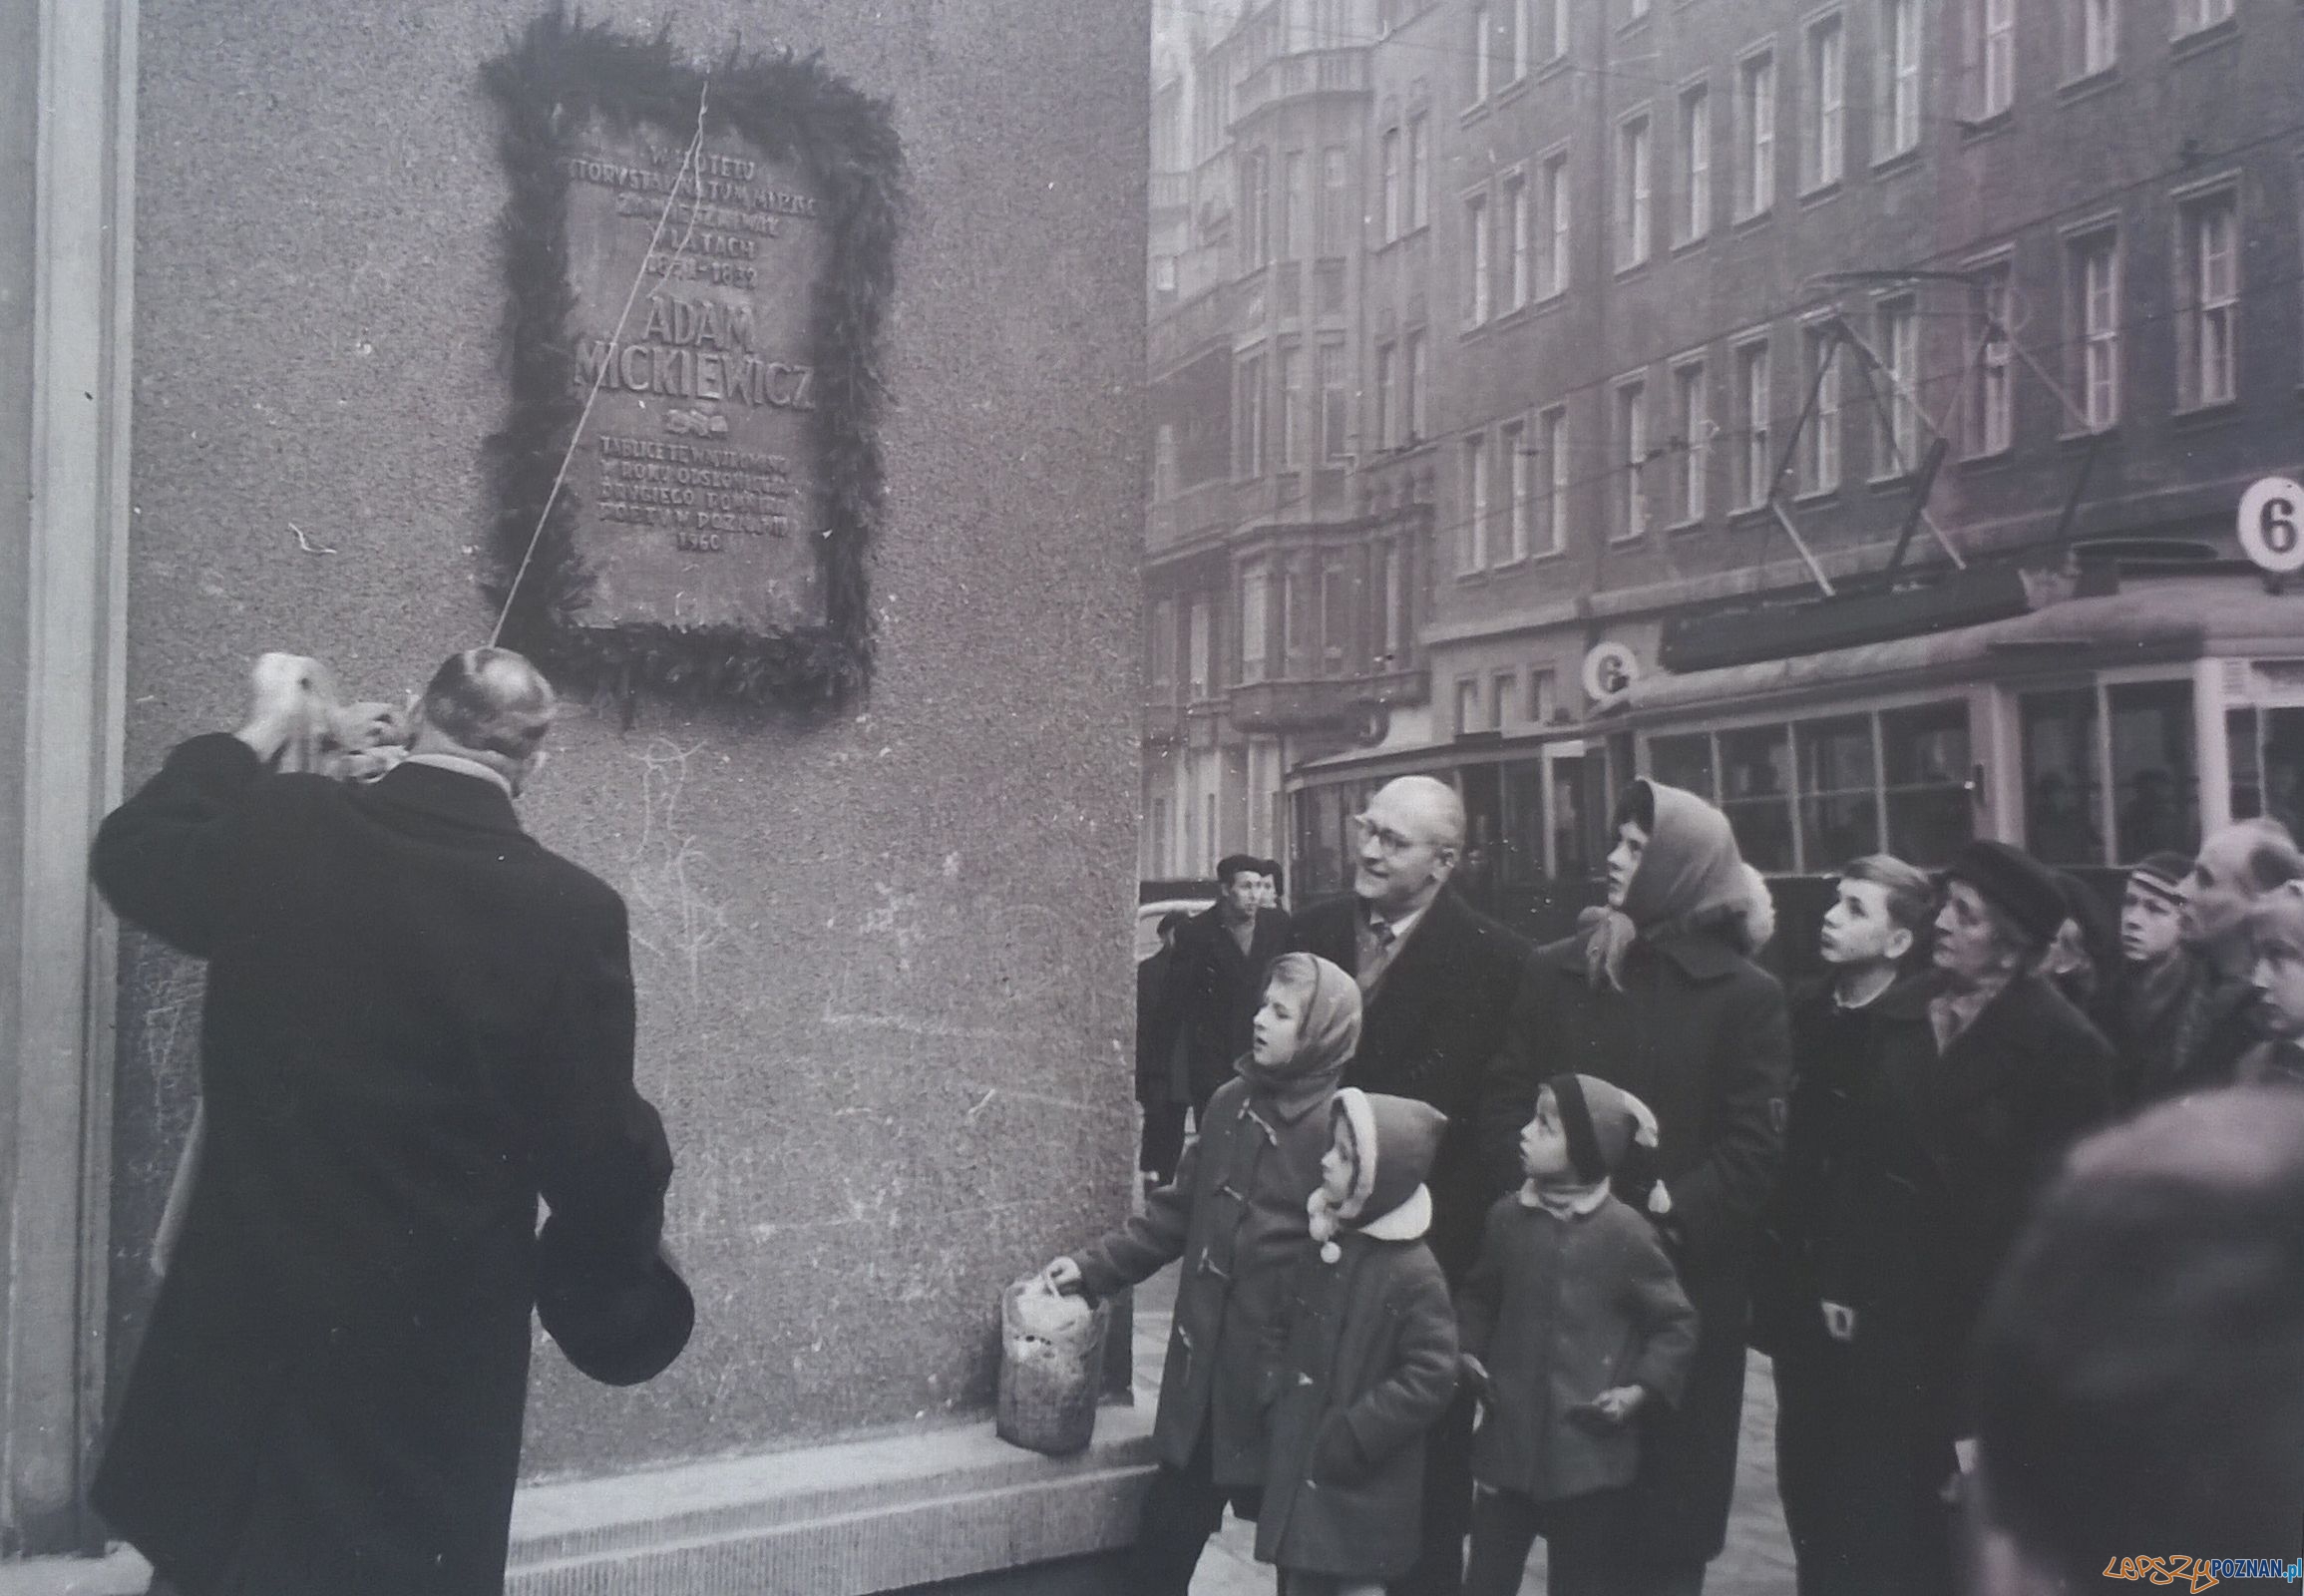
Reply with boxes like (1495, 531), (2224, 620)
(1485, 779), (1789, 1596)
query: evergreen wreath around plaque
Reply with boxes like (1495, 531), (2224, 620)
(483, 10), (903, 713)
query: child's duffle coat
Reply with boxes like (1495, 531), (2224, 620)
(1258, 1090), (1460, 1581)
(1459, 1186), (1699, 1503)
(1074, 956), (1359, 1486)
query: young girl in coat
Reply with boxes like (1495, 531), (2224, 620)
(1256, 1088), (1460, 1596)
(1044, 952), (1361, 1596)
(1458, 1073), (1699, 1596)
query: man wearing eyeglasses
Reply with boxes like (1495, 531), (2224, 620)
(1292, 774), (1531, 1596)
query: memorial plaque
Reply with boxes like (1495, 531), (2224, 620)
(561, 127), (824, 631)
(485, 15), (901, 709)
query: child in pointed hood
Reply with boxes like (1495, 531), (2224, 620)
(1458, 1073), (1699, 1596)
(1257, 1089), (1460, 1594)
(1042, 953), (1359, 1594)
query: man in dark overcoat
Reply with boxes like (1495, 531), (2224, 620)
(1291, 774), (1530, 1596)
(1170, 853), (1293, 1120)
(1135, 909), (1192, 1184)
(1817, 840), (2114, 1596)
(89, 649), (679, 1596)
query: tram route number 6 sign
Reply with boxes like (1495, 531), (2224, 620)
(2238, 476), (2304, 576)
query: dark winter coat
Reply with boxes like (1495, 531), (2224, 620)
(1135, 946), (1186, 1107)
(1818, 973), (2115, 1418)
(1257, 1091), (1459, 1581)
(1172, 905), (1294, 1109)
(1291, 886), (1530, 1281)
(1074, 1072), (1335, 1484)
(2137, 950), (2263, 1106)
(1481, 923), (1788, 1566)
(1458, 1189), (1699, 1503)
(88, 735), (672, 1596)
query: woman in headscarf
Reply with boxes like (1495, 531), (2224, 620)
(1482, 779), (1789, 1596)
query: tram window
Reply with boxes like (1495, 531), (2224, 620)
(1881, 702), (1973, 866)
(1651, 733), (1717, 800)
(2231, 706), (2304, 839)
(1553, 755), (1596, 881)
(1719, 725), (1797, 872)
(2108, 680), (2197, 862)
(1798, 715), (1880, 867)
(1502, 759), (1545, 885)
(2022, 689), (2106, 866)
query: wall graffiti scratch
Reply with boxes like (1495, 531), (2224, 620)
(623, 737), (739, 1003)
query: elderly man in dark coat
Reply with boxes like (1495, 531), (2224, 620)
(1292, 774), (1529, 1596)
(1483, 779), (1788, 1596)
(89, 649), (681, 1596)
(1817, 840), (2114, 1596)
(1171, 853), (1295, 1120)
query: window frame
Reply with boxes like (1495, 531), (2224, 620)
(1680, 79), (1713, 244)
(1616, 108), (1654, 270)
(1878, 0), (1923, 162)
(1614, 374), (1651, 542)
(1464, 187), (1494, 326)
(1737, 46), (1778, 220)
(1537, 403), (1570, 557)
(1805, 12), (1846, 193)
(1734, 332), (1775, 510)
(2175, 181), (2240, 411)
(1966, 254), (2016, 457)
(2064, 221), (2121, 433)
(1800, 317), (1843, 494)
(1671, 355), (1710, 527)
(1536, 144), (1572, 301)
(1873, 293), (1922, 479)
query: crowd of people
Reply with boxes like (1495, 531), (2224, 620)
(1093, 774), (2304, 1596)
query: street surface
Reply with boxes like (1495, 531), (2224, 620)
(1131, 1264), (1798, 1596)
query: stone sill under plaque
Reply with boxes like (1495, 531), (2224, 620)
(0, 1411), (1156, 1596)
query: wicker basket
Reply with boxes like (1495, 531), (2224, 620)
(996, 1276), (1109, 1456)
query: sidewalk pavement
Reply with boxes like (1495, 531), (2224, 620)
(1130, 1264), (1798, 1596)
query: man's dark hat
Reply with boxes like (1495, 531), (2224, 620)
(1944, 839), (2069, 948)
(535, 1218), (695, 1387)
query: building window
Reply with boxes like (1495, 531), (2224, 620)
(1538, 149), (1571, 299)
(1319, 342), (1350, 462)
(1970, 261), (2014, 455)
(1503, 418), (1531, 560)
(1538, 404), (1569, 555)
(1876, 296), (1920, 474)
(1615, 378), (1649, 540)
(1278, 344), (1304, 469)
(1280, 151), (1308, 260)
(1188, 598), (1212, 700)
(1978, 0), (2015, 119)
(1320, 146), (1350, 254)
(1617, 113), (1653, 268)
(1672, 361), (1707, 524)
(1735, 337), (1772, 509)
(2179, 190), (2239, 409)
(1381, 127), (1402, 242)
(1881, 0), (1922, 160)
(2023, 687), (2106, 865)
(1321, 563), (1350, 677)
(1801, 322), (1842, 493)
(1462, 433), (1491, 572)
(1739, 51), (1776, 217)
(1534, 0), (1567, 62)
(1531, 667), (1558, 722)
(1806, 15), (1845, 190)
(2075, 0), (2117, 75)
(1149, 598), (1177, 697)
(1882, 702), (1974, 865)
(1471, 3), (1494, 104)
(1492, 672), (1518, 730)
(1375, 339), (1397, 449)
(1798, 715), (1881, 865)
(1409, 112), (1431, 229)
(1284, 563), (1311, 675)
(1501, 0), (1524, 82)
(1241, 150), (1271, 268)
(1651, 732), (1717, 799)
(1455, 676), (1481, 736)
(1505, 172), (1530, 309)
(1239, 563), (1271, 684)
(1236, 351), (1267, 477)
(2071, 228), (2120, 430)
(2174, 0), (2234, 36)
(1465, 192), (1493, 325)
(1407, 330), (1429, 442)
(1380, 543), (1404, 662)
(1680, 83), (1712, 242)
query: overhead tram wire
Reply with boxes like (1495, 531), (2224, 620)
(490, 77), (714, 648)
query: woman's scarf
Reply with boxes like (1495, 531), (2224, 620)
(1584, 779), (1750, 993)
(1235, 951), (1361, 1117)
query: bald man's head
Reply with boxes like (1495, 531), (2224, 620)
(413, 647), (557, 790)
(1354, 775), (1464, 917)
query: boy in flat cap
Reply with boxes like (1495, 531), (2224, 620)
(2105, 852), (2197, 1105)
(1812, 839), (2114, 1596)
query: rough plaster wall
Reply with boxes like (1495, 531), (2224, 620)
(117, 1), (1148, 1477)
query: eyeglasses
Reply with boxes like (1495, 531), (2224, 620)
(1353, 815), (1429, 855)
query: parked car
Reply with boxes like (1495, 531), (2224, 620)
(1134, 898), (1212, 963)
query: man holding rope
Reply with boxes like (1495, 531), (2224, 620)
(90, 647), (686, 1596)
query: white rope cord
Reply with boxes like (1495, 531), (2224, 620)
(491, 77), (713, 646)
